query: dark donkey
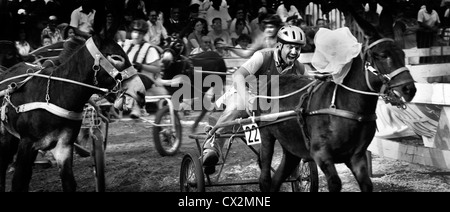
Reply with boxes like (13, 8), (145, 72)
(258, 8), (417, 192)
(160, 38), (227, 132)
(0, 35), (146, 192)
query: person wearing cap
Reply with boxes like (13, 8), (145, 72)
(225, 14), (283, 58)
(121, 19), (165, 118)
(41, 15), (63, 44)
(201, 25), (307, 174)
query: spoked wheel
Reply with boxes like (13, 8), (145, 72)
(153, 105), (182, 156)
(180, 152), (205, 192)
(291, 159), (319, 192)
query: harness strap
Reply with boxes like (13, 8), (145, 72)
(85, 37), (137, 81)
(307, 108), (377, 122)
(1, 104), (21, 138)
(17, 102), (83, 120)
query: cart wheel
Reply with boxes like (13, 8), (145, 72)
(291, 159), (319, 192)
(153, 105), (182, 156)
(91, 129), (106, 192)
(180, 152), (205, 192)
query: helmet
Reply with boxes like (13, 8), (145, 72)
(131, 19), (149, 33)
(277, 25), (306, 46)
(262, 14), (282, 28)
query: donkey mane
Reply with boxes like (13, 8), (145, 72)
(58, 37), (86, 64)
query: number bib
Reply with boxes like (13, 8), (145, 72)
(243, 123), (261, 146)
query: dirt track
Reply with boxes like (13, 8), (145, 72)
(5, 111), (450, 192)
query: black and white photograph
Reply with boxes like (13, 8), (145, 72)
(0, 0), (449, 195)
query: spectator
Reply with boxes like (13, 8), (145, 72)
(190, 35), (213, 54)
(227, 14), (283, 58)
(144, 9), (169, 47)
(41, 15), (63, 44)
(188, 3), (201, 21)
(393, 5), (420, 65)
(69, 0), (96, 39)
(315, 18), (328, 30)
(206, 0), (232, 31)
(63, 26), (76, 40)
(441, 0), (450, 41)
(250, 6), (268, 32)
(298, 18), (308, 31)
(230, 18), (251, 45)
(164, 7), (185, 38)
(104, 11), (120, 42)
(230, 34), (252, 57)
(229, 8), (251, 35)
(191, 0), (211, 19)
(250, 12), (268, 41)
(15, 27), (33, 58)
(207, 17), (232, 48)
(286, 15), (300, 27)
(41, 34), (52, 47)
(276, 0), (301, 23)
(124, 0), (147, 20)
(417, 2), (440, 63)
(214, 37), (231, 57)
(117, 10), (134, 44)
(362, 1), (380, 27)
(305, 1), (322, 26)
(302, 27), (316, 53)
(186, 18), (209, 54)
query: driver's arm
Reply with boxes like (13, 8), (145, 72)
(233, 51), (264, 103)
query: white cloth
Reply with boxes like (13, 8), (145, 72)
(311, 27), (362, 84)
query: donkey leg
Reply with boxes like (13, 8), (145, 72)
(259, 132), (275, 192)
(345, 152), (373, 192)
(11, 138), (37, 192)
(0, 134), (18, 192)
(192, 109), (207, 133)
(270, 149), (300, 192)
(51, 136), (76, 192)
(312, 149), (342, 192)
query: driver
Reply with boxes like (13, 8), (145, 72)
(202, 25), (307, 174)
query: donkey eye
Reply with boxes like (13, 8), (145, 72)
(374, 52), (388, 59)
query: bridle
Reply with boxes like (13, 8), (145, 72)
(85, 37), (138, 94)
(362, 38), (414, 108)
(0, 37), (139, 122)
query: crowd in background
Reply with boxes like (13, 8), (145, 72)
(1, 0), (450, 63)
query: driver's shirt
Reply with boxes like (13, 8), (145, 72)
(121, 39), (160, 64)
(241, 48), (305, 95)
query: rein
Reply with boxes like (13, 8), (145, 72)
(0, 37), (137, 122)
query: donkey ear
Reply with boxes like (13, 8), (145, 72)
(92, 0), (124, 41)
(92, 0), (107, 40)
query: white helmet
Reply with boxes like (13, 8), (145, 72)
(277, 25), (306, 46)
